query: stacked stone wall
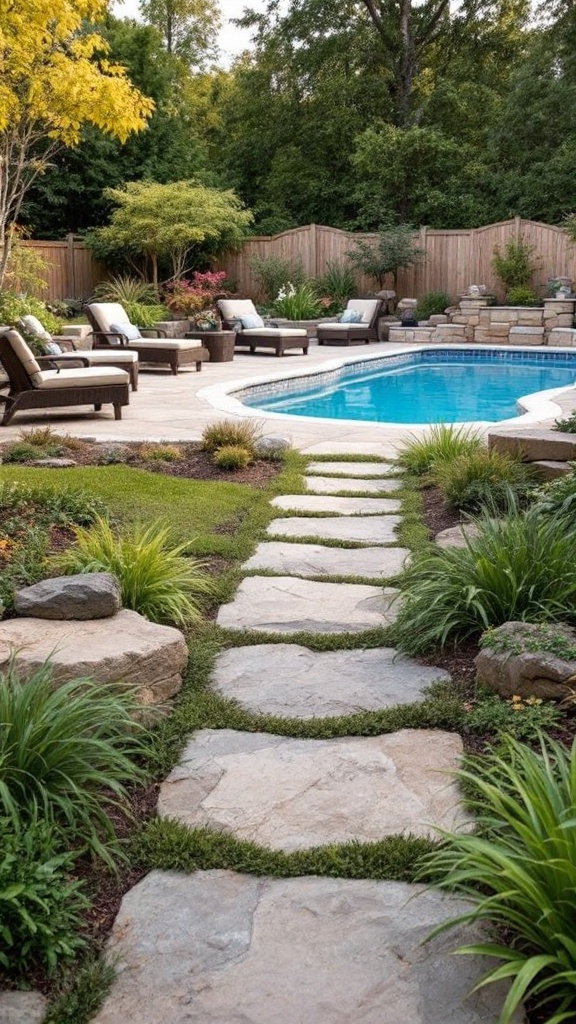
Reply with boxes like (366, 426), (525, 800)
(389, 297), (576, 347)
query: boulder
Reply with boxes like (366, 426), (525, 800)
(488, 429), (576, 463)
(0, 991), (48, 1024)
(475, 621), (576, 700)
(253, 435), (292, 458)
(14, 573), (121, 619)
(0, 608), (188, 707)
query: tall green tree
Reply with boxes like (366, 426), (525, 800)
(138, 0), (221, 67)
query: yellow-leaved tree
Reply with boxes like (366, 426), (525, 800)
(0, 0), (155, 285)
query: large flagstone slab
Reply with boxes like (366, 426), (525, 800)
(92, 871), (523, 1024)
(216, 576), (398, 633)
(243, 541), (409, 579)
(158, 729), (466, 846)
(212, 644), (450, 717)
(271, 494), (401, 514)
(267, 514), (401, 544)
(307, 460), (397, 476)
(304, 474), (402, 494)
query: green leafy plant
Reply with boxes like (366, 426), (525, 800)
(397, 423), (483, 476)
(346, 224), (426, 288)
(433, 448), (536, 512)
(464, 690), (561, 742)
(123, 301), (168, 327)
(2, 441), (65, 463)
(531, 467), (576, 519)
(414, 291), (451, 320)
(249, 254), (307, 303)
(553, 411), (576, 433)
(0, 292), (62, 335)
(201, 418), (263, 455)
(0, 813), (89, 975)
(0, 481), (108, 527)
(0, 662), (146, 865)
(212, 444), (253, 470)
(480, 621), (576, 661)
(316, 260), (358, 312)
(420, 735), (576, 1024)
(272, 281), (322, 320)
(391, 506), (576, 654)
(505, 285), (540, 306)
(92, 273), (158, 305)
(491, 234), (539, 292)
(57, 517), (214, 625)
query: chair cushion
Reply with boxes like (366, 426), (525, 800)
(53, 350), (138, 365)
(347, 299), (379, 324)
(339, 309), (363, 323)
(110, 321), (142, 341)
(46, 341), (64, 354)
(240, 313), (265, 329)
(89, 303), (131, 334)
(18, 314), (52, 342)
(6, 330), (43, 383)
(218, 298), (257, 321)
(34, 367), (130, 389)
(318, 322), (370, 332)
(126, 338), (203, 350)
(237, 327), (307, 338)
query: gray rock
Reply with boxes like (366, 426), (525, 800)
(159, 729), (467, 846)
(267, 514), (401, 544)
(216, 576), (399, 633)
(0, 609), (188, 708)
(28, 457), (77, 468)
(271, 494), (401, 514)
(14, 573), (121, 619)
(243, 541), (409, 579)
(92, 872), (523, 1024)
(212, 644), (450, 717)
(435, 523), (482, 549)
(489, 428), (576, 463)
(307, 460), (397, 477)
(304, 474), (402, 494)
(253, 435), (292, 458)
(475, 620), (576, 700)
(0, 990), (48, 1024)
(533, 460), (572, 481)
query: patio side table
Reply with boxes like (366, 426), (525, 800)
(185, 330), (235, 362)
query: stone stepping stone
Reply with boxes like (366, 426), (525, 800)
(212, 644), (450, 718)
(268, 515), (401, 544)
(216, 576), (398, 634)
(304, 441), (398, 457)
(307, 460), (397, 477)
(435, 522), (482, 548)
(159, 729), (467, 847)
(243, 541), (409, 579)
(304, 474), (402, 494)
(92, 871), (521, 1024)
(0, 991), (48, 1024)
(271, 495), (401, 515)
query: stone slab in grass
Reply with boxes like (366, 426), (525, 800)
(0, 991), (48, 1024)
(271, 494), (401, 515)
(212, 644), (450, 717)
(307, 460), (397, 477)
(216, 576), (398, 634)
(158, 729), (466, 846)
(92, 871), (522, 1024)
(243, 541), (409, 579)
(304, 475), (402, 494)
(268, 514), (401, 544)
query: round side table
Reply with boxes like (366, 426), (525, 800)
(185, 330), (235, 362)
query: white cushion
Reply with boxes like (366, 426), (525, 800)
(52, 350), (138, 365)
(34, 367), (129, 390)
(6, 330), (42, 383)
(218, 298), (257, 321)
(88, 303), (130, 333)
(109, 321), (141, 341)
(126, 338), (203, 350)
(238, 327), (307, 337)
(347, 299), (379, 324)
(18, 314), (52, 341)
(318, 322), (370, 331)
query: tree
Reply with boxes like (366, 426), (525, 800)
(139, 0), (221, 67)
(0, 0), (153, 286)
(87, 180), (253, 285)
(346, 225), (426, 288)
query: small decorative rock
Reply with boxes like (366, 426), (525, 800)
(14, 573), (121, 620)
(0, 990), (48, 1024)
(435, 523), (482, 549)
(254, 436), (292, 458)
(28, 457), (77, 468)
(475, 620), (576, 700)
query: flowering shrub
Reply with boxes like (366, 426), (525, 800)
(166, 271), (228, 317)
(273, 281), (322, 320)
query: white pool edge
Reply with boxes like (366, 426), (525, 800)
(197, 344), (576, 432)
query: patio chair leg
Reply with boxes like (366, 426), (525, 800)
(196, 360), (203, 371)
(113, 403), (122, 420)
(94, 403), (102, 411)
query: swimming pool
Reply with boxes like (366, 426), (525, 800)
(239, 348), (576, 424)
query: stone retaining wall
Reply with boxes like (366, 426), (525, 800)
(389, 297), (576, 347)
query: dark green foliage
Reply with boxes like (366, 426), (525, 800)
(553, 412), (576, 432)
(44, 955), (115, 1024)
(414, 291), (451, 320)
(316, 260), (358, 310)
(530, 467), (576, 518)
(249, 254), (307, 302)
(2, 441), (65, 463)
(464, 689), (561, 742)
(492, 234), (539, 291)
(505, 285), (540, 306)
(346, 225), (426, 288)
(397, 424), (483, 476)
(433, 449), (536, 512)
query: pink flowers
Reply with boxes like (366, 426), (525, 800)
(166, 271), (228, 316)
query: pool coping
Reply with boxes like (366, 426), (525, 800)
(197, 343), (576, 431)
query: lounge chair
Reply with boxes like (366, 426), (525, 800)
(0, 329), (130, 426)
(316, 299), (383, 346)
(18, 315), (139, 391)
(217, 299), (309, 356)
(85, 303), (209, 374)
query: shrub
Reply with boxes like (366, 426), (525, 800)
(213, 445), (253, 470)
(0, 481), (108, 527)
(464, 690), (561, 742)
(123, 302), (168, 327)
(414, 291), (451, 320)
(316, 261), (358, 312)
(531, 466), (576, 519)
(2, 441), (65, 463)
(0, 663), (145, 865)
(505, 285), (540, 306)
(391, 506), (576, 654)
(345, 224), (426, 288)
(249, 254), (307, 303)
(420, 735), (576, 1024)
(272, 281), (322, 320)
(139, 443), (183, 463)
(0, 814), (89, 975)
(57, 517), (214, 625)
(553, 411), (576, 433)
(433, 448), (536, 512)
(92, 273), (158, 305)
(397, 423), (483, 476)
(0, 292), (62, 335)
(201, 418), (262, 455)
(491, 234), (539, 291)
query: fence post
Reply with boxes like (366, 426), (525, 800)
(514, 216), (522, 242)
(419, 225), (428, 294)
(65, 234), (76, 298)
(309, 223), (318, 278)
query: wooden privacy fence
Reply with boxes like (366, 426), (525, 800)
(12, 219), (576, 302)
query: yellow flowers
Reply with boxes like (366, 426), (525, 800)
(509, 694), (543, 712)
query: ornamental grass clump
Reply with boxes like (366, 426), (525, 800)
(420, 735), (576, 1024)
(0, 662), (145, 866)
(397, 423), (483, 476)
(433, 448), (536, 512)
(212, 445), (253, 471)
(391, 506), (576, 654)
(201, 418), (263, 455)
(57, 517), (214, 625)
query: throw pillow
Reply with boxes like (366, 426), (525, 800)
(240, 313), (265, 329)
(18, 314), (52, 341)
(339, 309), (363, 323)
(46, 341), (63, 355)
(109, 321), (141, 341)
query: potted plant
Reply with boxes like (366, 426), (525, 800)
(191, 308), (221, 330)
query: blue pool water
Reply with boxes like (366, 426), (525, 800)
(241, 349), (576, 424)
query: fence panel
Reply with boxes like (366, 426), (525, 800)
(9, 237), (106, 301)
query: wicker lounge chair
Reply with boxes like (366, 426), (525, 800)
(17, 314), (139, 391)
(218, 299), (309, 356)
(0, 330), (130, 426)
(85, 303), (209, 374)
(316, 299), (383, 346)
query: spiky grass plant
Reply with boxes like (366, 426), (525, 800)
(212, 445), (252, 471)
(420, 735), (576, 1024)
(433, 448), (536, 512)
(0, 663), (145, 865)
(397, 423), (483, 476)
(391, 506), (576, 654)
(201, 418), (263, 455)
(57, 517), (214, 624)
(92, 274), (158, 305)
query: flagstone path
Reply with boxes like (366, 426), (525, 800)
(92, 455), (522, 1024)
